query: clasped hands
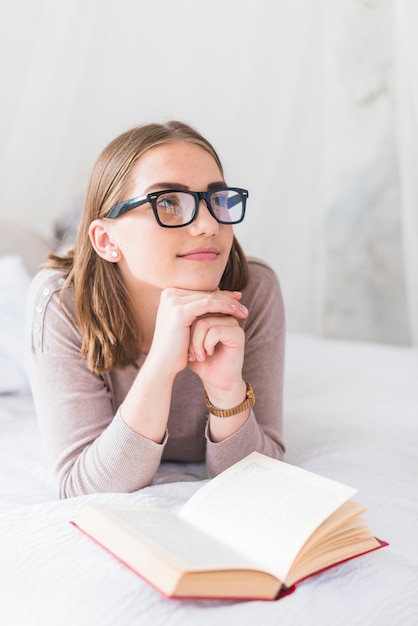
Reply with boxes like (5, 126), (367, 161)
(150, 287), (248, 393)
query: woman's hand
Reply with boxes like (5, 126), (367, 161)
(148, 288), (248, 379)
(186, 294), (251, 443)
(187, 311), (246, 389)
(120, 287), (248, 444)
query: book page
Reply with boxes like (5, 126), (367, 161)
(107, 506), (259, 572)
(179, 452), (357, 582)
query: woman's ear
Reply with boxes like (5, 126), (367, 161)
(89, 220), (120, 262)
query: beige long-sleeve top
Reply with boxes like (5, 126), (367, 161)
(26, 257), (285, 498)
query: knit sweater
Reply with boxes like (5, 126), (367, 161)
(26, 257), (285, 498)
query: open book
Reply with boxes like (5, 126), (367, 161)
(71, 452), (386, 601)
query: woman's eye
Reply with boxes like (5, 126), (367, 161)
(158, 196), (182, 216)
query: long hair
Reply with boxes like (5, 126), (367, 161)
(48, 121), (249, 373)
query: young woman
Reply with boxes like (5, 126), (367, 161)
(26, 121), (285, 498)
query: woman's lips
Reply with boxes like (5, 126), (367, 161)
(178, 248), (220, 261)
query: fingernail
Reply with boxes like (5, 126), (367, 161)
(239, 304), (248, 313)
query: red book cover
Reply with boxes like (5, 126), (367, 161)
(70, 520), (388, 602)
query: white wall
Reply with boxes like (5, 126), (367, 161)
(0, 0), (416, 345)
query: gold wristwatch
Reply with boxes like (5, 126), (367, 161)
(204, 383), (255, 418)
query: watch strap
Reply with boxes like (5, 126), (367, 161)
(204, 382), (255, 418)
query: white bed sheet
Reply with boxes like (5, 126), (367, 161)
(1, 333), (417, 626)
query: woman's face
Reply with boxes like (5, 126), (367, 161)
(105, 141), (234, 295)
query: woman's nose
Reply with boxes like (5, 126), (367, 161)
(188, 200), (219, 236)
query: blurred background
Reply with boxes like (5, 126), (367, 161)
(1, 0), (417, 346)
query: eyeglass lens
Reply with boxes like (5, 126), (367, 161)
(154, 190), (244, 226)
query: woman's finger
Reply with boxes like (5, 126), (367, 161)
(188, 315), (242, 361)
(159, 287), (248, 327)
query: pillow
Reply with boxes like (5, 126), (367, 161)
(0, 255), (31, 394)
(0, 219), (52, 276)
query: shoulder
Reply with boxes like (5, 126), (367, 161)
(247, 256), (279, 277)
(241, 257), (285, 335)
(26, 268), (78, 351)
(27, 268), (71, 318)
(28, 267), (67, 298)
(245, 256), (282, 297)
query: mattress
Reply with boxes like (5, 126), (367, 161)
(1, 333), (417, 626)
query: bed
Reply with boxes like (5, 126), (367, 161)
(1, 222), (417, 625)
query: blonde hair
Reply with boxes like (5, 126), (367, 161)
(49, 121), (249, 373)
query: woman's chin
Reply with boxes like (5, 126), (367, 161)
(173, 281), (220, 292)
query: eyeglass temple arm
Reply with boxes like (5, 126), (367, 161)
(106, 196), (148, 219)
(227, 194), (246, 209)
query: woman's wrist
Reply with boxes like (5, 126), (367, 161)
(205, 382), (253, 443)
(203, 381), (252, 417)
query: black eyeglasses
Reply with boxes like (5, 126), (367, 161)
(106, 187), (248, 228)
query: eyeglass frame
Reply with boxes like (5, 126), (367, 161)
(105, 187), (249, 227)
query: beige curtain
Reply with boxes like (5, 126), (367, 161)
(394, 0), (418, 345)
(0, 0), (415, 345)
